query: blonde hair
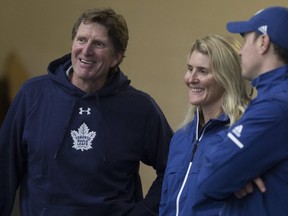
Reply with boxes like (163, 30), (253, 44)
(181, 35), (251, 128)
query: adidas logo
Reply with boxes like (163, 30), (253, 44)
(232, 125), (243, 137)
(258, 25), (267, 34)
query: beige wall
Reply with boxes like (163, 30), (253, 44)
(1, 0), (287, 215)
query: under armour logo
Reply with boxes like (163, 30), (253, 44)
(79, 107), (91, 115)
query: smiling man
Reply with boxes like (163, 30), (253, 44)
(0, 8), (173, 216)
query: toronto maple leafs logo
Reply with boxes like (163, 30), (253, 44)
(71, 123), (96, 151)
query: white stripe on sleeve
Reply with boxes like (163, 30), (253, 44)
(228, 132), (244, 149)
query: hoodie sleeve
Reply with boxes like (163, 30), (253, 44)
(0, 89), (27, 216)
(128, 99), (173, 216)
(197, 98), (288, 200)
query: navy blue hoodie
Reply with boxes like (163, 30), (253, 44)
(0, 54), (173, 216)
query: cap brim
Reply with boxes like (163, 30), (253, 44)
(226, 21), (254, 34)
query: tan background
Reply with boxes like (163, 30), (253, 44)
(1, 0), (287, 215)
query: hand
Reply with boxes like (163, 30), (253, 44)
(234, 177), (266, 199)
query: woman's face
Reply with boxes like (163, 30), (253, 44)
(184, 50), (225, 111)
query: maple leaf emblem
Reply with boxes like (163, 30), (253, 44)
(71, 123), (96, 151)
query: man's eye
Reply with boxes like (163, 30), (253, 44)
(95, 42), (105, 48)
(77, 38), (86, 43)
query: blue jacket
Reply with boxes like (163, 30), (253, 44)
(198, 65), (288, 216)
(160, 108), (229, 216)
(0, 54), (173, 216)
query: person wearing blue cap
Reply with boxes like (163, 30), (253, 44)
(198, 6), (288, 216)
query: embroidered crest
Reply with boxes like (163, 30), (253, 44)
(71, 123), (96, 151)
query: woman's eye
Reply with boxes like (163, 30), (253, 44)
(198, 68), (209, 75)
(187, 66), (193, 72)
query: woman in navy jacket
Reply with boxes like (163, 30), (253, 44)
(159, 35), (251, 216)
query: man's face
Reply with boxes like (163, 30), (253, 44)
(239, 32), (262, 80)
(71, 22), (121, 90)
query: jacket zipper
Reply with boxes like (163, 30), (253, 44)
(175, 117), (209, 216)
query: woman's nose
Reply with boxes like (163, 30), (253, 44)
(188, 71), (198, 82)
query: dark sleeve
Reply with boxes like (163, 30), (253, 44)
(197, 100), (288, 200)
(0, 89), (27, 216)
(128, 100), (173, 216)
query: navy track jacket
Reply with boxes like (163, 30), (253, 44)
(198, 65), (288, 216)
(160, 109), (229, 216)
(0, 54), (173, 216)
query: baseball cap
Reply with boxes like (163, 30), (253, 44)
(226, 6), (288, 50)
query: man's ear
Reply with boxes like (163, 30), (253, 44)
(259, 34), (271, 54)
(112, 52), (124, 68)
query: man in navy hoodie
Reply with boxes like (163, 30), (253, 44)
(0, 7), (173, 216)
(198, 6), (288, 216)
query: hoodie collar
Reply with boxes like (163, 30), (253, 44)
(47, 54), (131, 98)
